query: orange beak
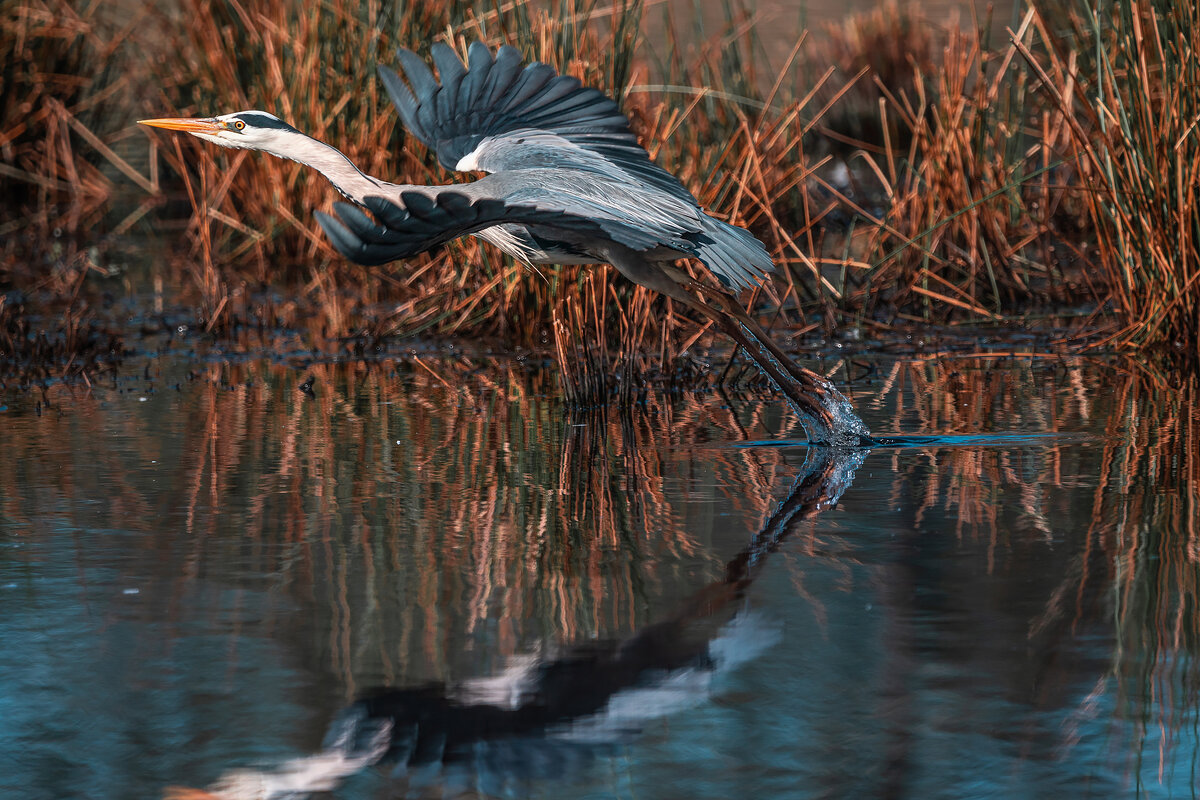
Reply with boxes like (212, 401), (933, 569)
(138, 117), (224, 134)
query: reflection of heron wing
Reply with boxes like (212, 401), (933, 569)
(380, 41), (696, 205)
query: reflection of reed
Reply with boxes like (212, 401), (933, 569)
(6, 353), (1198, 791)
(0, 357), (795, 694)
(1067, 372), (1200, 777)
(866, 356), (1096, 545)
(864, 356), (1200, 781)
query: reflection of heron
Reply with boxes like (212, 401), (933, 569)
(163, 446), (865, 800)
(140, 42), (868, 443)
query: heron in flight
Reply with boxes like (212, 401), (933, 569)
(141, 41), (867, 444)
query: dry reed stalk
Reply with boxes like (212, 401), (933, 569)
(1, 1), (158, 250)
(1018, 2), (1200, 358)
(856, 13), (1078, 323)
(14, 0), (1192, 370)
(0, 0), (167, 378)
(814, 2), (939, 149)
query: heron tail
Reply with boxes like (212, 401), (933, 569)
(689, 218), (776, 293)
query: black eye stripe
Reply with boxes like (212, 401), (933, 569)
(232, 112), (299, 132)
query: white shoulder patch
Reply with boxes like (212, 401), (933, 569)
(455, 146), (484, 172)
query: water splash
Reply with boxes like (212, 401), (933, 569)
(803, 371), (873, 448)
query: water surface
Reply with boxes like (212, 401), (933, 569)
(1, 351), (1197, 798)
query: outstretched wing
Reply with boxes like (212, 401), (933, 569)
(379, 41), (697, 205)
(316, 193), (691, 268)
(316, 182), (774, 292)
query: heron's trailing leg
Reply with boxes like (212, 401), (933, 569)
(604, 247), (847, 438)
(681, 277), (873, 447)
(701, 306), (834, 434)
(726, 312), (874, 447)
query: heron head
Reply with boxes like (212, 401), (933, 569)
(139, 111), (302, 152)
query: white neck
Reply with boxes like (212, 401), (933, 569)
(263, 131), (401, 203)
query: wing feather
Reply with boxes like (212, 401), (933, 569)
(430, 43), (467, 93)
(391, 50), (438, 140)
(479, 45), (524, 108)
(316, 193), (663, 267)
(378, 42), (696, 204)
(316, 171), (773, 292)
(460, 42), (493, 110)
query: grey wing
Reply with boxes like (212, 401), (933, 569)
(315, 193), (692, 268)
(379, 41), (697, 205)
(501, 175), (776, 291)
(316, 186), (774, 292)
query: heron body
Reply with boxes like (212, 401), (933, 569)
(140, 42), (870, 444)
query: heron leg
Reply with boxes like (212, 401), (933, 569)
(707, 312), (835, 431)
(656, 263), (835, 400)
(603, 247), (835, 434)
(706, 291), (837, 398)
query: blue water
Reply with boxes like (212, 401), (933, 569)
(0, 353), (1195, 799)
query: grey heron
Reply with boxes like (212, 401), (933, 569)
(140, 41), (868, 444)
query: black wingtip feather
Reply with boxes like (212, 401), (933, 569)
(376, 41), (697, 206)
(315, 210), (366, 262)
(395, 49), (434, 92)
(430, 43), (466, 82)
(461, 42), (493, 109)
(363, 196), (409, 229)
(377, 65), (420, 132)
(480, 46), (524, 108)
(398, 191), (437, 221)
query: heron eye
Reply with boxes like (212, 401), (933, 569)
(233, 120), (246, 131)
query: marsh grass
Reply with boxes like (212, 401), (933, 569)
(858, 17), (1066, 321)
(1019, 1), (1200, 357)
(0, 1), (158, 380)
(4, 0), (1200, 381)
(0, 0), (159, 251)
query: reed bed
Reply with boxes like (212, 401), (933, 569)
(3, 0), (1200, 383)
(858, 16), (1072, 322)
(1022, 1), (1200, 357)
(0, 0), (143, 249)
